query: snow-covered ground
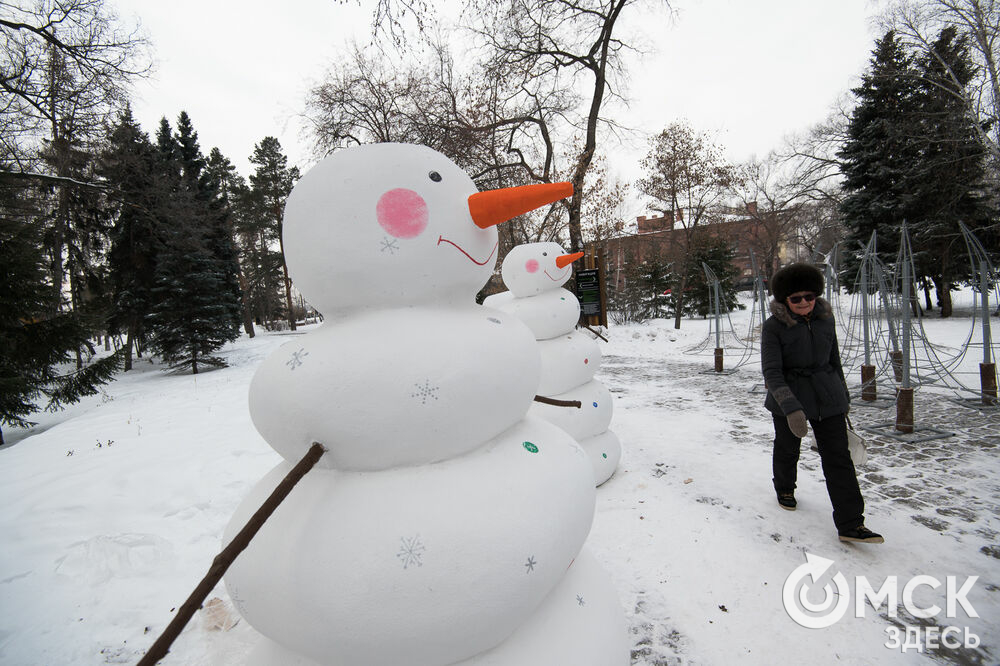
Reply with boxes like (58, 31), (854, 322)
(1, 294), (997, 665)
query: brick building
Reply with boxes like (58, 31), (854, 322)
(588, 203), (797, 292)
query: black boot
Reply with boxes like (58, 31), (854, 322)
(777, 492), (797, 511)
(838, 525), (884, 543)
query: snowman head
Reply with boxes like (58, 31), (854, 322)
(282, 143), (571, 312)
(501, 242), (585, 297)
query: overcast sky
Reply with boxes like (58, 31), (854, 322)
(114, 0), (883, 219)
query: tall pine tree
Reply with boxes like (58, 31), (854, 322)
(205, 147), (256, 337)
(910, 27), (996, 316)
(247, 137), (300, 329)
(101, 107), (162, 370)
(145, 114), (241, 373)
(0, 173), (119, 445)
(839, 31), (924, 282)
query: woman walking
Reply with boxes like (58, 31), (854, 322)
(761, 263), (883, 544)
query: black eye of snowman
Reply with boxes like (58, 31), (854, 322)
(542, 252), (548, 256)
(428, 171), (442, 182)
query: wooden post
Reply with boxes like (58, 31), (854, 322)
(895, 387), (914, 433)
(598, 247), (608, 328)
(981, 363), (998, 406)
(861, 365), (876, 401)
(890, 351), (903, 382)
(714, 348), (724, 373)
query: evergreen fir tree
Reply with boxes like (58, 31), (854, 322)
(910, 27), (996, 316)
(145, 114), (241, 373)
(101, 107), (161, 370)
(0, 176), (119, 445)
(636, 256), (675, 320)
(248, 137), (300, 328)
(205, 148), (256, 337)
(838, 31), (924, 282)
(39, 126), (115, 369)
(235, 179), (286, 327)
(680, 234), (743, 318)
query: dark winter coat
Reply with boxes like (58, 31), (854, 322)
(761, 297), (850, 421)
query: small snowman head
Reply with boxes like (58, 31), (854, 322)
(282, 143), (571, 312)
(501, 242), (584, 297)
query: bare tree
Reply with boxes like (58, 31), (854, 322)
(581, 152), (630, 243)
(731, 155), (804, 277)
(304, 38), (573, 270)
(1, 0), (150, 173)
(469, 0), (671, 254)
(636, 120), (740, 329)
(2, 0), (150, 309)
(880, 0), (999, 170)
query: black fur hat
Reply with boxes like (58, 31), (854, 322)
(770, 263), (824, 302)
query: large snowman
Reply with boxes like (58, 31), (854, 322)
(483, 243), (622, 485)
(223, 143), (629, 665)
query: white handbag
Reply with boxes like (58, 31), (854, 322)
(846, 416), (868, 467)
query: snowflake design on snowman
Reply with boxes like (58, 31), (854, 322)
(380, 237), (400, 254)
(285, 348), (309, 370)
(410, 379), (439, 404)
(397, 535), (426, 569)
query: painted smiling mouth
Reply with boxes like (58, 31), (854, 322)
(544, 268), (568, 281)
(437, 235), (499, 266)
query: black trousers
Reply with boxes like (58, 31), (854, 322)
(772, 412), (865, 532)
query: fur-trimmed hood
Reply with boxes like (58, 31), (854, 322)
(769, 296), (833, 328)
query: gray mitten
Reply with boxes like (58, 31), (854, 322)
(786, 410), (808, 438)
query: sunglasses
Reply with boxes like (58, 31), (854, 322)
(788, 293), (817, 304)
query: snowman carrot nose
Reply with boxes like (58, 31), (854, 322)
(468, 182), (573, 229)
(556, 252), (584, 268)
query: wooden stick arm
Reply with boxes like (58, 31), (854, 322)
(137, 442), (327, 665)
(534, 394), (582, 408)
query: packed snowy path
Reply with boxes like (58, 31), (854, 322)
(0, 314), (997, 665)
(592, 335), (999, 665)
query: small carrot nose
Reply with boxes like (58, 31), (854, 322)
(468, 182), (573, 229)
(556, 252), (584, 269)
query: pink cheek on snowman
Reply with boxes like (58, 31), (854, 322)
(525, 259), (539, 273)
(376, 188), (428, 239)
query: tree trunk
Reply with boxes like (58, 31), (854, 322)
(229, 222), (255, 338)
(673, 275), (687, 330)
(278, 234), (297, 331)
(939, 245), (953, 318)
(933, 276), (953, 318)
(124, 328), (134, 371)
(923, 280), (933, 311)
(940, 283), (953, 318)
(566, 0), (625, 254)
(238, 270), (255, 338)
